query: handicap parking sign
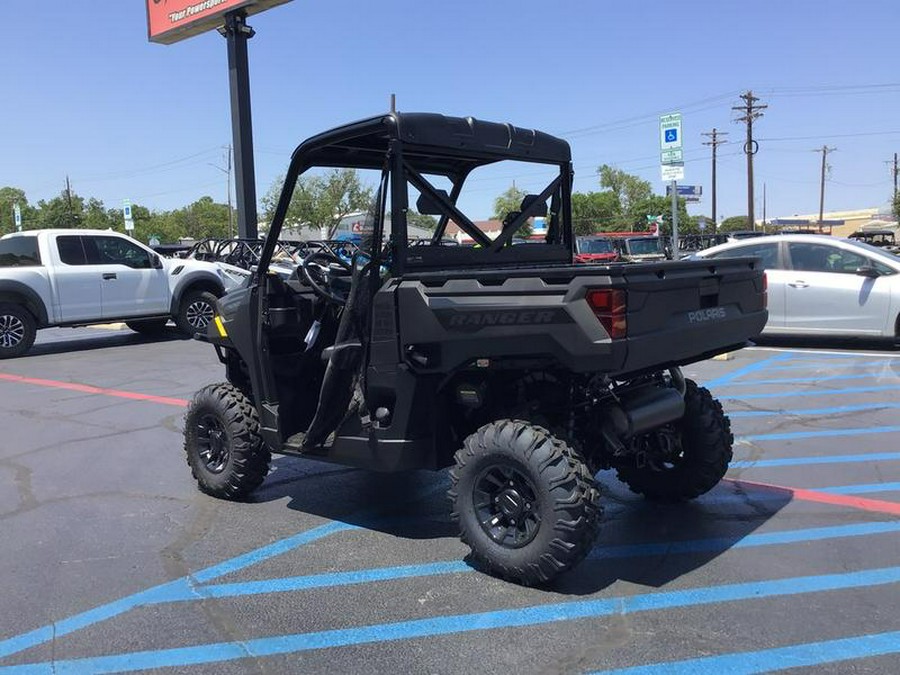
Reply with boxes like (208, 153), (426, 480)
(665, 129), (678, 143)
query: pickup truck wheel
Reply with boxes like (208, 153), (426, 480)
(125, 319), (169, 335)
(183, 383), (270, 500)
(448, 420), (600, 586)
(616, 380), (733, 502)
(176, 290), (217, 336)
(0, 303), (37, 359)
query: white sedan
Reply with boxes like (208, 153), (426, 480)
(693, 234), (900, 338)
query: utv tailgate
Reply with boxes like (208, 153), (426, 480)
(393, 257), (767, 377)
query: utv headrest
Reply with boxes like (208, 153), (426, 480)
(416, 190), (451, 216)
(520, 194), (548, 218)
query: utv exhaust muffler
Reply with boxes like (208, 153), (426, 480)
(603, 375), (685, 441)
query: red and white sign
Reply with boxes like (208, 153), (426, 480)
(147, 0), (293, 44)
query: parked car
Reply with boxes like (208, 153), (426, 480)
(574, 235), (618, 263)
(616, 235), (667, 262)
(694, 234), (900, 338)
(0, 229), (246, 358)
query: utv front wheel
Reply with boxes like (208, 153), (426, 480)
(184, 383), (270, 499)
(449, 420), (600, 586)
(616, 380), (733, 501)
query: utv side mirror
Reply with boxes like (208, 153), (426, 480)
(416, 190), (451, 216)
(151, 253), (163, 269)
(855, 266), (880, 279)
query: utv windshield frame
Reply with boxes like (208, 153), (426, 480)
(257, 112), (574, 283)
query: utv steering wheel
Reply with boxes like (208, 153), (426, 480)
(301, 250), (352, 305)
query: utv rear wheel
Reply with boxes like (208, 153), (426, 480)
(616, 380), (733, 502)
(184, 383), (270, 499)
(449, 420), (600, 586)
(0, 303), (36, 359)
(176, 290), (217, 336)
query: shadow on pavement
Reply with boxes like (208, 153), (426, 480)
(252, 456), (791, 595)
(23, 328), (188, 358)
(753, 335), (898, 353)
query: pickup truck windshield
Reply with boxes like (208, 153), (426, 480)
(0, 236), (41, 267)
(579, 238), (614, 254)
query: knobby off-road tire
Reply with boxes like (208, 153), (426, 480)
(125, 318), (169, 335)
(184, 383), (271, 500)
(616, 379), (733, 502)
(0, 303), (37, 359)
(448, 420), (601, 586)
(176, 290), (218, 336)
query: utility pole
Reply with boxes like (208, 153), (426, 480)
(733, 91), (767, 230)
(701, 128), (728, 229)
(762, 182), (767, 231)
(65, 175), (75, 228)
(893, 153), (898, 203)
(816, 145), (836, 227)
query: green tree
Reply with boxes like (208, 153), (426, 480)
(892, 194), (900, 221)
(83, 198), (116, 231)
(491, 184), (527, 221)
(571, 191), (620, 235)
(598, 165), (653, 219)
(262, 169), (374, 238)
(720, 215), (750, 232)
(406, 210), (437, 231)
(0, 187), (36, 235)
(35, 190), (85, 229)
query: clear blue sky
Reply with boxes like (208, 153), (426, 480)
(3, 0), (899, 223)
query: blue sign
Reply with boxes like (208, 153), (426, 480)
(665, 129), (678, 143)
(667, 185), (702, 197)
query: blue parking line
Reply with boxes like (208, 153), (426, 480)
(5, 566), (900, 674)
(158, 523), (900, 604)
(731, 452), (900, 469)
(821, 482), (900, 495)
(719, 385), (900, 400)
(592, 630), (900, 674)
(704, 353), (794, 388)
(764, 359), (895, 372)
(738, 425), (900, 442)
(157, 561), (474, 603)
(728, 402), (900, 418)
(721, 373), (894, 387)
(0, 521), (357, 660)
(590, 521), (900, 560)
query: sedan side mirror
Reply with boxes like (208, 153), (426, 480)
(855, 265), (880, 279)
(151, 253), (163, 269)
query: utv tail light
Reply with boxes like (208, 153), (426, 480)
(762, 272), (768, 309)
(586, 289), (627, 339)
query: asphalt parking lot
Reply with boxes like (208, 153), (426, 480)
(1, 327), (899, 674)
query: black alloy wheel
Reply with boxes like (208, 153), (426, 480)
(473, 463), (541, 548)
(196, 412), (230, 473)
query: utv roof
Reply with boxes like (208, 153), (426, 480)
(290, 112), (571, 176)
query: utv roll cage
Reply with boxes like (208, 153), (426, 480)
(257, 112), (575, 282)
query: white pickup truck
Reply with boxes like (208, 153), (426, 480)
(0, 229), (247, 358)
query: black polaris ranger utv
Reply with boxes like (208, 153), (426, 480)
(184, 112), (767, 585)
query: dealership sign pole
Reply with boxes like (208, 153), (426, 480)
(146, 0), (293, 239)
